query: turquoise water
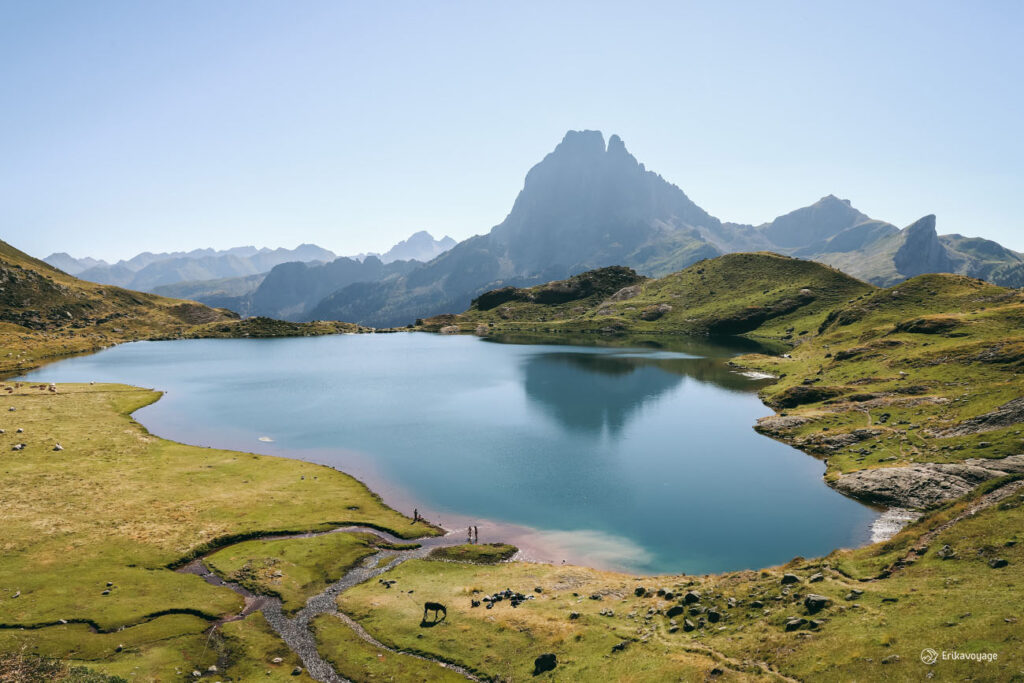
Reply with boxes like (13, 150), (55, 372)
(22, 333), (876, 574)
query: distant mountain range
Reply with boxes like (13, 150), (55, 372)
(44, 244), (337, 290)
(350, 231), (457, 264)
(302, 130), (1024, 327)
(43, 232), (458, 316)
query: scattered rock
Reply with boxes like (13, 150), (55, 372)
(989, 558), (1009, 569)
(785, 618), (808, 632)
(804, 594), (830, 614)
(683, 618), (696, 632)
(781, 573), (800, 585)
(707, 610), (721, 623)
(937, 545), (957, 560)
(640, 303), (672, 321)
(611, 641), (628, 653)
(568, 612), (580, 620)
(682, 590), (701, 604)
(666, 605), (684, 618)
(271, 657), (284, 664)
(291, 667), (302, 676)
(808, 572), (824, 583)
(634, 586), (647, 597)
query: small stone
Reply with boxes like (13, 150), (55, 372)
(750, 600), (764, 609)
(271, 657), (283, 664)
(208, 665), (218, 673)
(568, 611), (580, 620)
(809, 572), (824, 583)
(666, 605), (684, 618)
(781, 573), (800, 584)
(881, 655), (901, 664)
(682, 590), (701, 604)
(634, 586), (647, 597)
(683, 618), (696, 632)
(115, 644), (123, 652)
(785, 618), (807, 632)
(989, 558), (1009, 569)
(707, 610), (722, 623)
(611, 641), (628, 653)
(291, 667), (302, 676)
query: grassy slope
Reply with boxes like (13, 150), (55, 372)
(312, 614), (468, 683)
(424, 252), (875, 342)
(0, 239), (370, 377)
(0, 383), (436, 678)
(738, 272), (1024, 481)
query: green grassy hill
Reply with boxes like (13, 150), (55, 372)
(423, 252), (876, 342)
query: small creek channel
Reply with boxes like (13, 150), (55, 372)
(177, 525), (478, 682)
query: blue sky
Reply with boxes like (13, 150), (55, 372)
(2, 1), (1021, 261)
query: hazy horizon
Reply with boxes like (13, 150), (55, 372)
(3, 1), (1022, 261)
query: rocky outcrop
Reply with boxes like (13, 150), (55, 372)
(833, 455), (1024, 509)
(931, 397), (1024, 437)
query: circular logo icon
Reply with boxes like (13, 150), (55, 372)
(921, 648), (939, 665)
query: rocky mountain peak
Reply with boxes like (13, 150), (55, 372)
(894, 215), (953, 277)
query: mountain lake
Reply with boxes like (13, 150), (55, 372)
(22, 332), (878, 574)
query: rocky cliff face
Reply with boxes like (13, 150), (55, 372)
(893, 215), (956, 278)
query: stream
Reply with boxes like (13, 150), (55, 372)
(177, 525), (478, 682)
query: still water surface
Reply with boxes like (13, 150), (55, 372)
(23, 333), (876, 574)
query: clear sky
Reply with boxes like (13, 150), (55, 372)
(2, 1), (1021, 261)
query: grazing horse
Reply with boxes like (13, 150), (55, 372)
(423, 601), (447, 622)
